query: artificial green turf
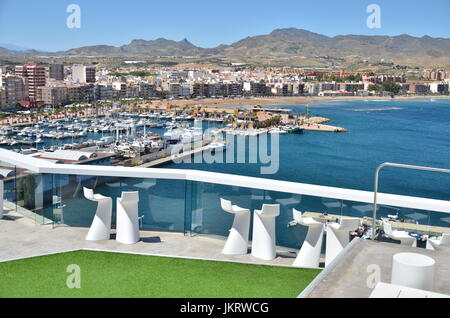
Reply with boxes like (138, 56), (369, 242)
(0, 250), (320, 298)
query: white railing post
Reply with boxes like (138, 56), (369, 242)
(372, 162), (450, 239)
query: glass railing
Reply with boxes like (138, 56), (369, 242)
(1, 149), (450, 251)
(3, 172), (447, 251)
(0, 160), (17, 208)
(0, 161), (52, 225)
(39, 174), (187, 232)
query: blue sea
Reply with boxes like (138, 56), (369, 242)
(167, 98), (450, 202)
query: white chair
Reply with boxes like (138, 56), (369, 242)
(426, 233), (450, 251)
(116, 191), (140, 244)
(325, 217), (360, 266)
(83, 187), (112, 241)
(251, 204), (280, 260)
(292, 209), (324, 268)
(221, 198), (250, 255)
(383, 221), (416, 246)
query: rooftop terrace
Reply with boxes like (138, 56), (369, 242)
(301, 238), (450, 298)
(0, 207), (320, 298)
(1, 148), (450, 298)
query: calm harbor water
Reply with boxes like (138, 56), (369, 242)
(6, 98), (450, 249)
(167, 98), (450, 202)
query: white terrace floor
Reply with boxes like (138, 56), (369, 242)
(301, 238), (450, 298)
(0, 208), (298, 266)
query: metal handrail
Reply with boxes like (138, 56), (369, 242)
(372, 162), (450, 239)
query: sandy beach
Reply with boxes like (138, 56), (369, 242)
(1, 95), (448, 128)
(148, 95), (450, 109)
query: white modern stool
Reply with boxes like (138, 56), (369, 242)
(292, 209), (324, 268)
(251, 204), (280, 261)
(426, 234), (450, 251)
(84, 187), (112, 241)
(221, 198), (250, 255)
(391, 253), (435, 291)
(383, 221), (416, 246)
(116, 191), (140, 244)
(325, 217), (360, 266)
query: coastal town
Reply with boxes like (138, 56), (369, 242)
(0, 61), (448, 166)
(1, 63), (450, 111)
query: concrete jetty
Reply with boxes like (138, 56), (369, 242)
(138, 143), (213, 168)
(300, 123), (348, 133)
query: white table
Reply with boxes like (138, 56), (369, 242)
(370, 282), (449, 298)
(391, 253), (435, 291)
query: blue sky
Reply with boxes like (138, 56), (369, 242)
(1, 0), (450, 51)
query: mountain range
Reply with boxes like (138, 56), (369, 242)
(2, 28), (450, 67)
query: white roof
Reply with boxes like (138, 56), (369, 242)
(0, 168), (15, 178)
(25, 153), (64, 164)
(35, 158), (64, 164)
(38, 150), (95, 161)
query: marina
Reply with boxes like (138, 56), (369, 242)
(0, 104), (328, 167)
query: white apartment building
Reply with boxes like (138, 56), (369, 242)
(243, 82), (252, 93)
(72, 64), (96, 83)
(304, 83), (321, 95)
(188, 70), (204, 79)
(112, 82), (127, 97)
(292, 83), (304, 96)
(429, 82), (449, 94)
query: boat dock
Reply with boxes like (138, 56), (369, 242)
(138, 142), (214, 168)
(300, 124), (348, 133)
(221, 128), (269, 136)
